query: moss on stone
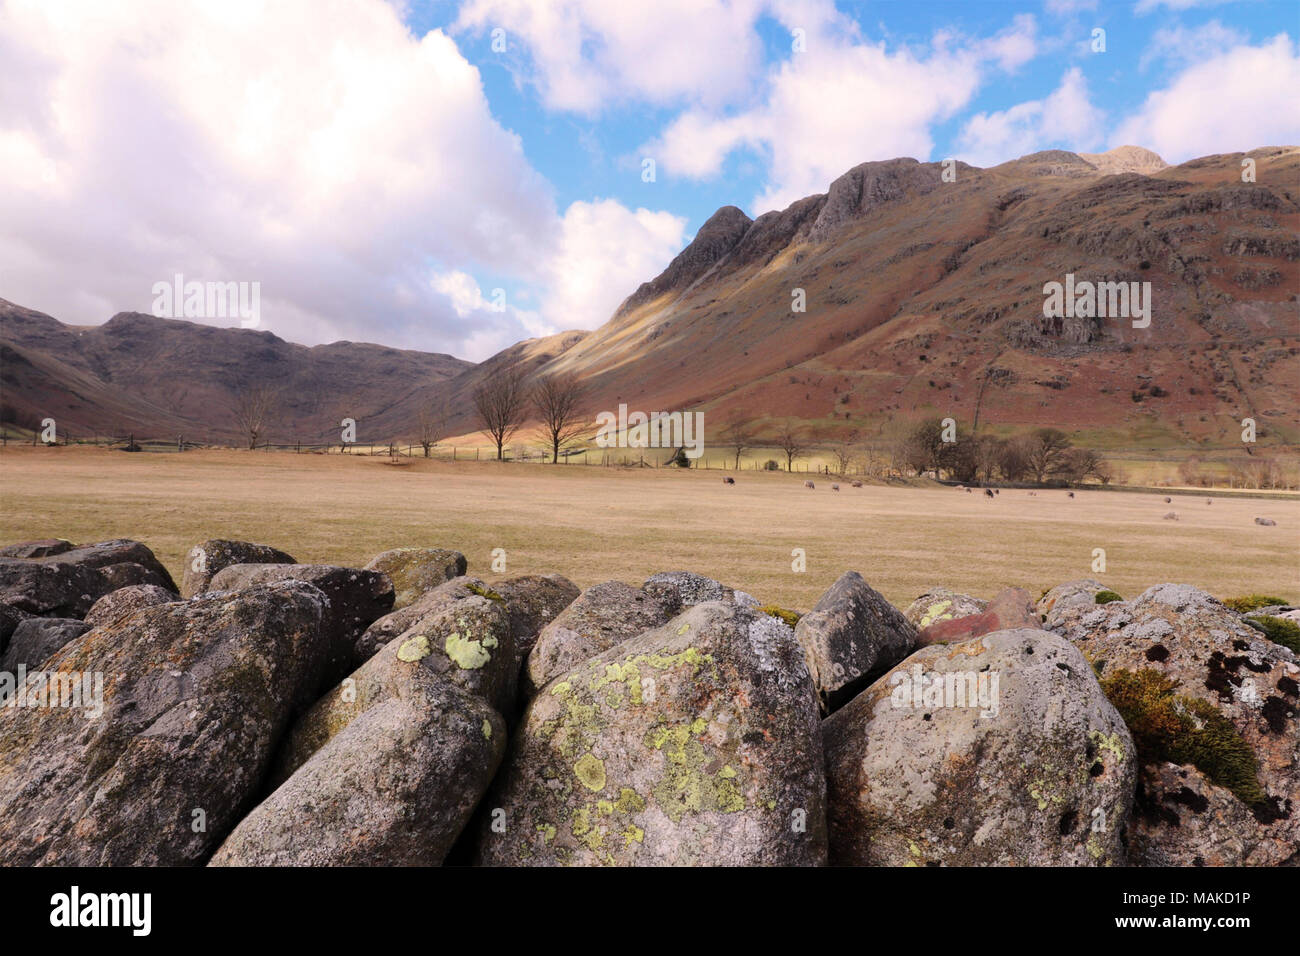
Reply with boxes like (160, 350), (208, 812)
(1100, 667), (1266, 808)
(1246, 614), (1300, 654)
(1094, 590), (1123, 605)
(758, 604), (801, 627)
(1223, 594), (1289, 613)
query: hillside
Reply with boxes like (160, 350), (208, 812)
(3, 145), (1298, 450)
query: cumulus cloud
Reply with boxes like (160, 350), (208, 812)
(957, 66), (1105, 167)
(0, 0), (683, 361)
(645, 9), (1040, 213)
(453, 0), (767, 113)
(1139, 20), (1248, 70)
(1116, 34), (1300, 161)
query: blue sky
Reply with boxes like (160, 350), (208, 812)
(418, 0), (1300, 240)
(2, 0), (1297, 359)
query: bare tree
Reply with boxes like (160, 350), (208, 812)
(720, 419), (754, 470)
(473, 368), (529, 460)
(775, 419), (807, 472)
(416, 400), (448, 458)
(830, 430), (860, 475)
(532, 372), (586, 463)
(231, 385), (278, 450)
(1025, 427), (1072, 483)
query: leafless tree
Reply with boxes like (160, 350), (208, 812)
(532, 372), (586, 463)
(830, 430), (860, 475)
(720, 419), (754, 470)
(1025, 428), (1072, 483)
(416, 400), (449, 458)
(231, 384), (278, 450)
(775, 419), (807, 472)
(473, 367), (529, 460)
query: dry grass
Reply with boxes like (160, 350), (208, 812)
(1, 445), (1296, 611)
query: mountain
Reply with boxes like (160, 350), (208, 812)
(447, 144), (1299, 449)
(0, 302), (471, 442)
(3, 145), (1298, 449)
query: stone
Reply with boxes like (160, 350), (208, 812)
(0, 617), (93, 672)
(904, 587), (987, 631)
(824, 628), (1136, 865)
(84, 584), (175, 628)
(181, 539), (296, 598)
(524, 581), (679, 696)
(915, 587), (1041, 647)
(0, 581), (330, 865)
(363, 547), (467, 610)
(207, 564), (393, 685)
(476, 601), (827, 866)
(793, 571), (916, 711)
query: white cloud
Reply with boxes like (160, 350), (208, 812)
(544, 199), (686, 328)
(1134, 0), (1233, 13)
(957, 66), (1105, 167)
(454, 0), (767, 113)
(1115, 34), (1300, 162)
(645, 9), (1040, 212)
(1045, 0), (1098, 14)
(1139, 20), (1247, 70)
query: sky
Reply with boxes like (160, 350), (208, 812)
(1, 0), (1298, 361)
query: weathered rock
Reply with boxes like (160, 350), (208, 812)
(0, 539), (75, 559)
(904, 587), (987, 630)
(1037, 578), (1108, 628)
(916, 587), (1040, 647)
(207, 564), (393, 683)
(524, 581), (679, 696)
(642, 570), (759, 609)
(824, 628), (1136, 865)
(477, 601), (827, 866)
(363, 547), (467, 610)
(0, 581), (330, 865)
(0, 539), (175, 618)
(0, 617), (93, 672)
(793, 571), (916, 712)
(1130, 763), (1273, 866)
(1047, 583), (1299, 866)
(0, 603), (33, 653)
(181, 538), (296, 598)
(84, 584), (175, 628)
(211, 671), (503, 866)
(493, 574), (581, 661)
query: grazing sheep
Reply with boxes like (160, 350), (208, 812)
(1163, 512), (1179, 520)
(1068, 491), (1075, 498)
(831, 483), (840, 491)
(1164, 496), (1172, 504)
(1255, 516), (1277, 526)
(994, 489), (1000, 495)
(984, 488), (994, 498)
(722, 476), (735, 485)
(803, 480), (816, 489)
(851, 480), (863, 488)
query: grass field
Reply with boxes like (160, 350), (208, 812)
(1, 445), (1296, 612)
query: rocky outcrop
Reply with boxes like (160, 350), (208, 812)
(0, 617), (92, 672)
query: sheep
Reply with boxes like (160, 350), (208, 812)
(1068, 491), (1075, 498)
(994, 489), (1000, 495)
(851, 480), (863, 488)
(831, 483), (840, 491)
(1164, 496), (1172, 504)
(803, 480), (815, 489)
(1163, 512), (1179, 521)
(984, 488), (994, 498)
(722, 476), (735, 485)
